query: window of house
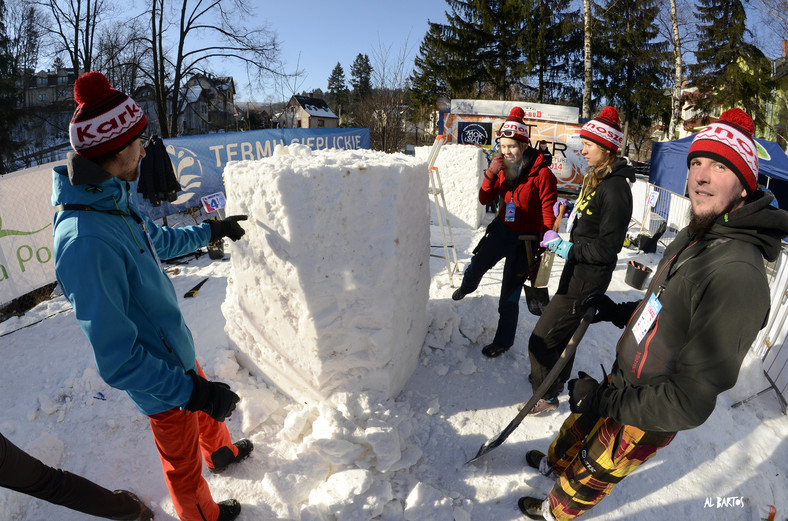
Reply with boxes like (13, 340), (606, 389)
(38, 93), (47, 102)
(58, 76), (68, 85)
(37, 77), (47, 87)
(317, 119), (325, 128)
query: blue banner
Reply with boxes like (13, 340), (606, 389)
(133, 127), (370, 220)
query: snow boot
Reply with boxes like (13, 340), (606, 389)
(112, 490), (153, 521)
(452, 288), (467, 301)
(518, 497), (546, 520)
(525, 449), (556, 479)
(527, 397), (558, 415)
(482, 343), (510, 358)
(216, 499), (241, 521)
(209, 439), (253, 474)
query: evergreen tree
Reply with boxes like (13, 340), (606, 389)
(350, 53), (373, 102)
(440, 0), (530, 100)
(327, 62), (349, 116)
(592, 0), (668, 152)
(525, 0), (582, 104)
(0, 0), (21, 174)
(690, 0), (774, 124)
(410, 22), (452, 111)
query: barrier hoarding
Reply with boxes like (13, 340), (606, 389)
(445, 99), (585, 192)
(0, 128), (370, 306)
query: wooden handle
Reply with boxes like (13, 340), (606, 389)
(553, 204), (567, 232)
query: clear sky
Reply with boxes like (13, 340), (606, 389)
(221, 0), (784, 104)
(224, 0), (450, 102)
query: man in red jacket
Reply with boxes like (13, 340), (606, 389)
(453, 106), (557, 358)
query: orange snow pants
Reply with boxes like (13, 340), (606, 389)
(148, 362), (239, 521)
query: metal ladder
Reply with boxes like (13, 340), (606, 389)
(425, 135), (459, 287)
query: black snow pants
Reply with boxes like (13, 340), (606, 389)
(528, 261), (612, 399)
(0, 431), (142, 520)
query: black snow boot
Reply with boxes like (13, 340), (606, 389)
(216, 499), (241, 521)
(452, 288), (467, 301)
(518, 496), (546, 520)
(482, 343), (509, 358)
(210, 439), (253, 474)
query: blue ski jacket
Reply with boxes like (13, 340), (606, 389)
(52, 153), (213, 415)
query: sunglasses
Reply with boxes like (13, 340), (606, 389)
(496, 129), (520, 138)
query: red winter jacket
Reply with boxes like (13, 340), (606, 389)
(480, 150), (557, 235)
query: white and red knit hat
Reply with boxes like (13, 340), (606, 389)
(687, 108), (759, 194)
(495, 107), (530, 143)
(69, 71), (148, 159)
(580, 106), (623, 152)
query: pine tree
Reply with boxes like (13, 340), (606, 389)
(350, 53), (373, 102)
(0, 0), (21, 174)
(327, 62), (349, 116)
(690, 0), (774, 125)
(593, 0), (668, 152)
(524, 0), (582, 104)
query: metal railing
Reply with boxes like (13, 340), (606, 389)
(630, 179), (689, 247)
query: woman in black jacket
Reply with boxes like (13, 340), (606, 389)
(526, 107), (635, 415)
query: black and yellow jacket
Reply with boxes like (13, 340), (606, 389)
(567, 158), (635, 283)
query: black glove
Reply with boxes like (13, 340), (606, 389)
(568, 371), (601, 414)
(207, 215), (248, 242)
(185, 371), (240, 422)
(582, 294), (634, 329)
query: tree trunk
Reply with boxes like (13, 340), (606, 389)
(582, 0), (592, 119)
(667, 0), (683, 140)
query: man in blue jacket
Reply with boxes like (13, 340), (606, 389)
(52, 71), (251, 521)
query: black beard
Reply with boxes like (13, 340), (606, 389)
(687, 208), (718, 237)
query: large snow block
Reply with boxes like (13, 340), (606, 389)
(415, 143), (486, 229)
(221, 145), (430, 403)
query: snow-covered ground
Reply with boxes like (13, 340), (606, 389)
(1, 161), (786, 521)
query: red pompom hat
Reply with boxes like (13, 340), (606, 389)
(687, 108), (759, 194)
(69, 71), (148, 159)
(495, 107), (530, 143)
(580, 106), (623, 152)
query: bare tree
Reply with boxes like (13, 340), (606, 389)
(33, 0), (115, 74)
(365, 36), (412, 152)
(653, 0), (696, 139)
(5, 0), (44, 105)
(143, 0), (281, 137)
(582, 0), (591, 118)
(94, 18), (148, 96)
(755, 0), (788, 40)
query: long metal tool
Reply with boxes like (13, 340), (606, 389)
(465, 307), (596, 465)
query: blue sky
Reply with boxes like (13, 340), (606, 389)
(222, 0), (783, 103)
(225, 0), (450, 102)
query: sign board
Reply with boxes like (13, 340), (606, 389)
(648, 189), (660, 208)
(201, 192), (226, 214)
(444, 99), (585, 192)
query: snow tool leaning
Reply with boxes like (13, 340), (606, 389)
(521, 234), (547, 316)
(533, 203), (567, 289)
(183, 277), (209, 298)
(465, 306), (596, 465)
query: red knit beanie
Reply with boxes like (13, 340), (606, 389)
(69, 71), (148, 159)
(495, 107), (530, 143)
(580, 106), (623, 152)
(687, 108), (758, 194)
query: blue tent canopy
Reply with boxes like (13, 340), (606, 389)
(650, 135), (788, 197)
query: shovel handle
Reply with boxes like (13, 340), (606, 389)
(466, 307), (596, 465)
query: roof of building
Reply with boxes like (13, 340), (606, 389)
(292, 95), (338, 119)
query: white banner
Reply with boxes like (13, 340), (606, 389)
(0, 161), (63, 306)
(450, 99), (580, 124)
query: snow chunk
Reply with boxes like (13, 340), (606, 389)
(222, 147), (430, 403)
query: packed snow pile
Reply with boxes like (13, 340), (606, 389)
(221, 144), (430, 403)
(415, 143), (486, 229)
